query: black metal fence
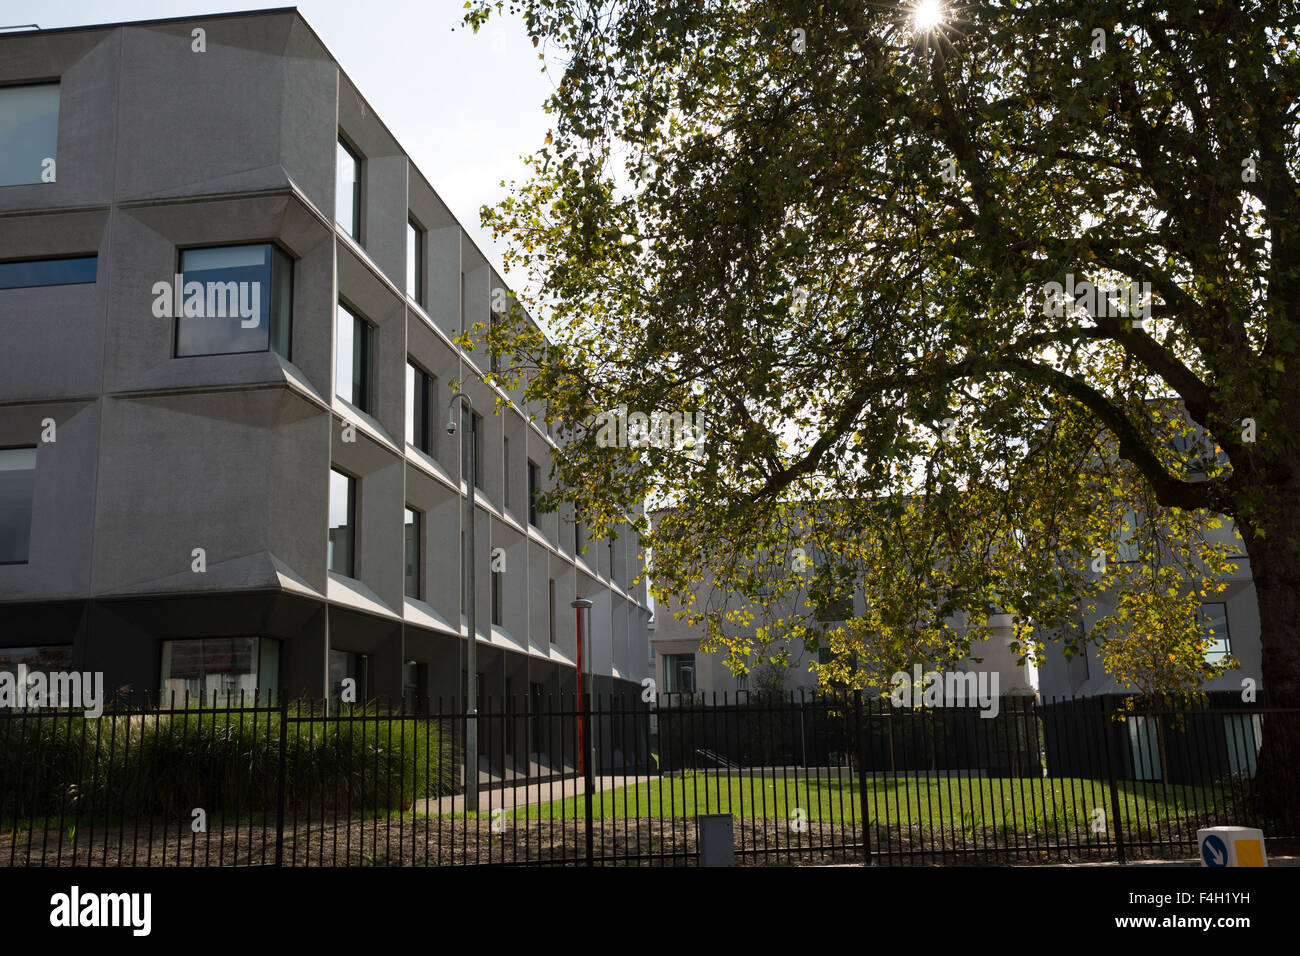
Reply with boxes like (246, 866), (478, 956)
(2, 691), (1296, 866)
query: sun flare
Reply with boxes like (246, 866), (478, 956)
(913, 0), (945, 31)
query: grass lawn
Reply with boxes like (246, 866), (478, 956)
(460, 773), (1229, 829)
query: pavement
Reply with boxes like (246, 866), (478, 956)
(417, 774), (656, 814)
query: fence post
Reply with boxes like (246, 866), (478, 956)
(1102, 704), (1127, 865)
(274, 690), (288, 867)
(855, 691), (871, 866)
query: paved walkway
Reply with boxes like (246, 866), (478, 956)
(418, 774), (656, 815)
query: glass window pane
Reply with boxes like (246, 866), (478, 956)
(328, 469), (355, 576)
(175, 244), (280, 357)
(404, 507), (420, 599)
(405, 363), (416, 447)
(336, 303), (370, 410)
(160, 637), (261, 707)
(0, 255), (96, 290)
(0, 447), (37, 564)
(407, 219), (423, 303)
(336, 139), (360, 237)
(269, 245), (292, 359)
(0, 83), (59, 187)
(1200, 602), (1231, 662)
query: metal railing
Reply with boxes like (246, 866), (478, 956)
(1, 691), (1294, 866)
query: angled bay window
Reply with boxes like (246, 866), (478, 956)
(0, 447), (36, 564)
(336, 302), (375, 414)
(173, 243), (292, 358)
(336, 137), (362, 239)
(329, 468), (357, 577)
(406, 360), (435, 455)
(0, 83), (59, 187)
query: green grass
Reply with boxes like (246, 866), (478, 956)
(456, 773), (1232, 829)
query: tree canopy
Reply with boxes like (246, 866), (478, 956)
(461, 0), (1300, 717)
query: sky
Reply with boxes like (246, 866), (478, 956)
(0, 0), (554, 291)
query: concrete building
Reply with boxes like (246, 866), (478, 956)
(0, 8), (651, 709)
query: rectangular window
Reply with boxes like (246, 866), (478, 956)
(328, 468), (357, 577)
(0, 446), (36, 564)
(0, 645), (72, 686)
(329, 649), (367, 708)
(574, 511), (582, 556)
(160, 637), (279, 707)
(491, 563), (502, 627)
(1117, 509), (1141, 563)
(664, 653), (697, 694)
(489, 308), (500, 373)
(461, 408), (483, 489)
(548, 578), (556, 643)
(407, 217), (424, 304)
(405, 361), (434, 455)
(0, 255), (96, 290)
(0, 83), (59, 187)
(174, 243), (292, 359)
(1199, 602), (1231, 663)
(336, 302), (374, 413)
(404, 506), (422, 599)
(503, 436), (510, 510)
(336, 137), (362, 239)
(528, 460), (539, 526)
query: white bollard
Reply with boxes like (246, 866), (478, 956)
(1197, 826), (1268, 867)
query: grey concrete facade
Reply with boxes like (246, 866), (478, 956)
(0, 9), (651, 706)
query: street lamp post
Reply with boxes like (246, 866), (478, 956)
(572, 597), (594, 864)
(447, 393), (478, 813)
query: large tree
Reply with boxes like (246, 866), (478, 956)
(463, 0), (1299, 807)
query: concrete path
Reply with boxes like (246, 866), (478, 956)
(418, 774), (657, 815)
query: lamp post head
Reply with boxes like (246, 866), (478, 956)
(571, 598), (593, 609)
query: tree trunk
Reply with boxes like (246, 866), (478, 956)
(1239, 527), (1300, 829)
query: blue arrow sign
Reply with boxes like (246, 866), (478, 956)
(1202, 834), (1228, 867)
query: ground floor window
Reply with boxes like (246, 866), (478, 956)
(160, 637), (279, 706)
(663, 653), (696, 694)
(330, 649), (368, 708)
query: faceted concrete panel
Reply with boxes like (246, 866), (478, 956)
(91, 389), (286, 595)
(0, 400), (99, 602)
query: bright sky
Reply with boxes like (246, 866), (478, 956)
(0, 0), (552, 291)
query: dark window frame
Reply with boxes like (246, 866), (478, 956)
(406, 215), (425, 306)
(336, 135), (364, 240)
(0, 81), (60, 188)
(0, 254), (97, 290)
(404, 505), (423, 600)
(491, 561), (503, 627)
(406, 359), (435, 456)
(528, 460), (539, 527)
(172, 240), (293, 360)
(336, 299), (376, 414)
(328, 466), (359, 578)
(0, 443), (37, 566)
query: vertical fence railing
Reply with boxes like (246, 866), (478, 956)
(0, 692), (1295, 866)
